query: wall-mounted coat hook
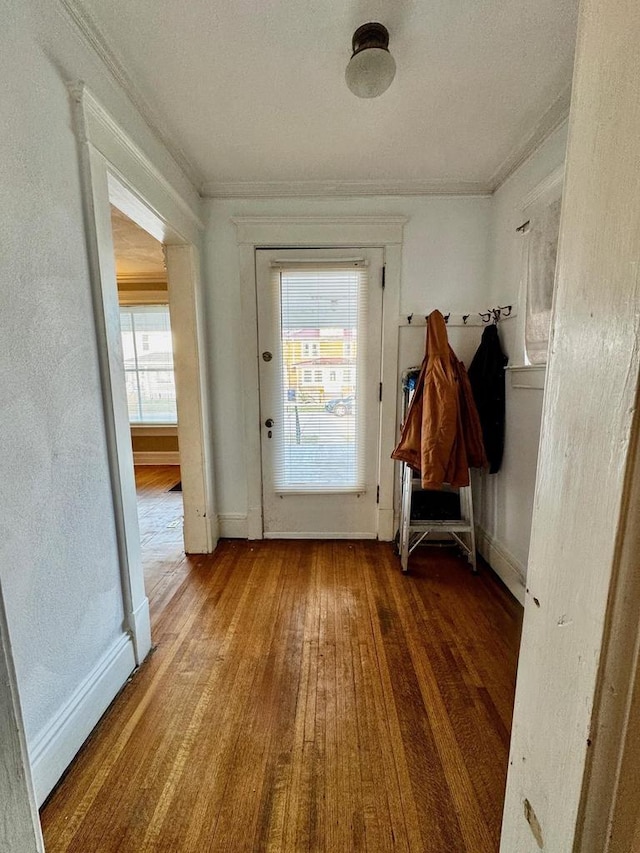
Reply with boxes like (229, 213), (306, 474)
(499, 304), (512, 317)
(407, 313), (413, 325)
(462, 314), (470, 325)
(479, 311), (492, 324)
(444, 313), (450, 325)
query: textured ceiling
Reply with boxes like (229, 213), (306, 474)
(110, 207), (166, 280)
(78, 0), (578, 194)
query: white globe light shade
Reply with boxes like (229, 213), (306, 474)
(345, 47), (396, 98)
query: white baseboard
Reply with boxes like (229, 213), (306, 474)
(133, 451), (180, 465)
(29, 633), (136, 806)
(264, 532), (377, 540)
(184, 509), (218, 553)
(218, 513), (248, 538)
(476, 527), (526, 605)
(377, 507), (395, 541)
(128, 597), (151, 665)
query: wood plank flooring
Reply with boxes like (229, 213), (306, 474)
(134, 465), (194, 620)
(40, 539), (522, 852)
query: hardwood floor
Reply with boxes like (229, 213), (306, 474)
(40, 539), (522, 852)
(133, 465), (193, 620)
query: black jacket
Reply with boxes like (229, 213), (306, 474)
(468, 325), (508, 474)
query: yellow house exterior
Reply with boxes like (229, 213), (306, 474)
(283, 329), (356, 403)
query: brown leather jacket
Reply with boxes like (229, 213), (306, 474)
(391, 310), (487, 489)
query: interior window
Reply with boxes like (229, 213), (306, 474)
(119, 305), (177, 423)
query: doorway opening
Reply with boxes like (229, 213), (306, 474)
(110, 206), (187, 613)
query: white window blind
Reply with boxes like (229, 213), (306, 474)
(270, 261), (368, 492)
(119, 305), (177, 423)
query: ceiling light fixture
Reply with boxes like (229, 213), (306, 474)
(345, 22), (396, 99)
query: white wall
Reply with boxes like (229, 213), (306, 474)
(476, 122), (568, 600)
(1, 0), (199, 802)
(203, 195), (492, 534)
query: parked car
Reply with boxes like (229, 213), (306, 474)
(324, 395), (355, 416)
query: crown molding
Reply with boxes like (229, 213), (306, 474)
(56, 0), (570, 203)
(489, 83), (572, 192)
(56, 0), (203, 191)
(203, 178), (492, 199)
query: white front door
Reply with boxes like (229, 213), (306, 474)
(256, 248), (384, 538)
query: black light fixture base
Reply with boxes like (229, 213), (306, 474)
(351, 22), (390, 56)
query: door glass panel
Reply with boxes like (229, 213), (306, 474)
(273, 263), (368, 492)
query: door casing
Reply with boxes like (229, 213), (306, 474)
(234, 215), (407, 540)
(71, 84), (218, 668)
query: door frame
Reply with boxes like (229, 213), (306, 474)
(500, 0), (640, 846)
(71, 84), (218, 664)
(256, 247), (385, 539)
(233, 216), (406, 540)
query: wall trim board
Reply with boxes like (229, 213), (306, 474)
(116, 272), (168, 285)
(129, 598), (151, 667)
(489, 87), (571, 192)
(56, 0), (202, 190)
(133, 451), (181, 465)
(398, 311), (518, 328)
(164, 244), (219, 554)
(476, 526), (526, 605)
(29, 633), (136, 806)
(264, 532), (378, 540)
(522, 164), (566, 211)
(72, 84), (217, 688)
(501, 3), (640, 844)
(507, 364), (546, 390)
(218, 513), (249, 539)
(73, 92), (152, 670)
(69, 84), (203, 241)
(130, 425), (178, 437)
(206, 179), (491, 199)
(117, 290), (169, 306)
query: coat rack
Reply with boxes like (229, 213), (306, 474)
(399, 305), (515, 327)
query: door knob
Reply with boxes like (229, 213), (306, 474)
(265, 418), (274, 428)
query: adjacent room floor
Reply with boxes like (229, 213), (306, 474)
(40, 527), (522, 852)
(133, 465), (190, 619)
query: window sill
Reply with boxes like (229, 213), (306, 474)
(129, 424), (178, 437)
(505, 364), (546, 389)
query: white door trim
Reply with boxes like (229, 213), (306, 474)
(70, 84), (217, 665)
(233, 216), (406, 540)
(500, 0), (640, 847)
